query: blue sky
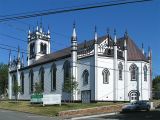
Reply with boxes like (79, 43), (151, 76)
(0, 0), (159, 77)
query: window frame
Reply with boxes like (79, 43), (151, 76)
(102, 68), (110, 84)
(39, 67), (45, 92)
(82, 69), (89, 86)
(51, 63), (57, 91)
(143, 65), (147, 81)
(20, 72), (24, 94)
(129, 64), (138, 81)
(118, 62), (123, 80)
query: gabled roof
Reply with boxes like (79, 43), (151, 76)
(30, 35), (148, 67)
(117, 37), (148, 62)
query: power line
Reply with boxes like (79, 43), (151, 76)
(0, 0), (137, 18)
(0, 0), (152, 22)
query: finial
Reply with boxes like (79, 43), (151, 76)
(114, 28), (117, 44)
(72, 21), (77, 40)
(17, 46), (20, 63)
(148, 46), (151, 58)
(40, 17), (43, 33)
(47, 25), (50, 34)
(142, 43), (144, 54)
(114, 28), (116, 36)
(36, 21), (39, 31)
(28, 26), (31, 34)
(107, 28), (110, 35)
(73, 20), (76, 29)
(125, 29), (128, 38)
(142, 43), (144, 49)
(94, 25), (98, 43)
(8, 50), (12, 66)
(21, 52), (24, 67)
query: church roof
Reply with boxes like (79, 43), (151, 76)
(117, 37), (148, 62)
(30, 35), (148, 67)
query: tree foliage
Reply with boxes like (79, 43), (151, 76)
(63, 76), (78, 93)
(34, 81), (43, 95)
(152, 75), (160, 99)
(0, 63), (8, 95)
(12, 80), (21, 101)
(63, 76), (78, 102)
(153, 76), (160, 91)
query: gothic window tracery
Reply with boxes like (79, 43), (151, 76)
(82, 69), (89, 85)
(129, 64), (138, 81)
(39, 67), (44, 91)
(63, 60), (71, 84)
(20, 72), (24, 94)
(29, 69), (34, 93)
(118, 62), (123, 80)
(102, 68), (110, 84)
(143, 65), (147, 81)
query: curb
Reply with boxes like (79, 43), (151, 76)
(70, 112), (119, 120)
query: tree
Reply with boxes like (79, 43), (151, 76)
(34, 81), (43, 95)
(152, 75), (160, 99)
(12, 80), (21, 101)
(63, 76), (78, 102)
(0, 63), (8, 96)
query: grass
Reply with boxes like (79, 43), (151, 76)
(0, 101), (122, 116)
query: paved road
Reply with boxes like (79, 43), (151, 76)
(0, 109), (60, 120)
(73, 109), (160, 120)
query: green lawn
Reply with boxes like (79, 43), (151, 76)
(0, 101), (122, 116)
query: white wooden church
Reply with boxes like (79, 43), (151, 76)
(8, 23), (152, 102)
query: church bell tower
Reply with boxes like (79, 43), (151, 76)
(27, 24), (51, 66)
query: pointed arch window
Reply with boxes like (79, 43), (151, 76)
(129, 64), (138, 81)
(20, 72), (24, 94)
(118, 62), (123, 80)
(12, 74), (17, 95)
(29, 69), (34, 94)
(63, 60), (71, 84)
(43, 44), (47, 54)
(51, 63), (57, 91)
(102, 68), (110, 84)
(82, 69), (89, 85)
(39, 67), (44, 92)
(30, 43), (35, 58)
(40, 43), (43, 52)
(143, 65), (147, 81)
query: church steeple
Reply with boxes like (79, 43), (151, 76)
(27, 22), (51, 66)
